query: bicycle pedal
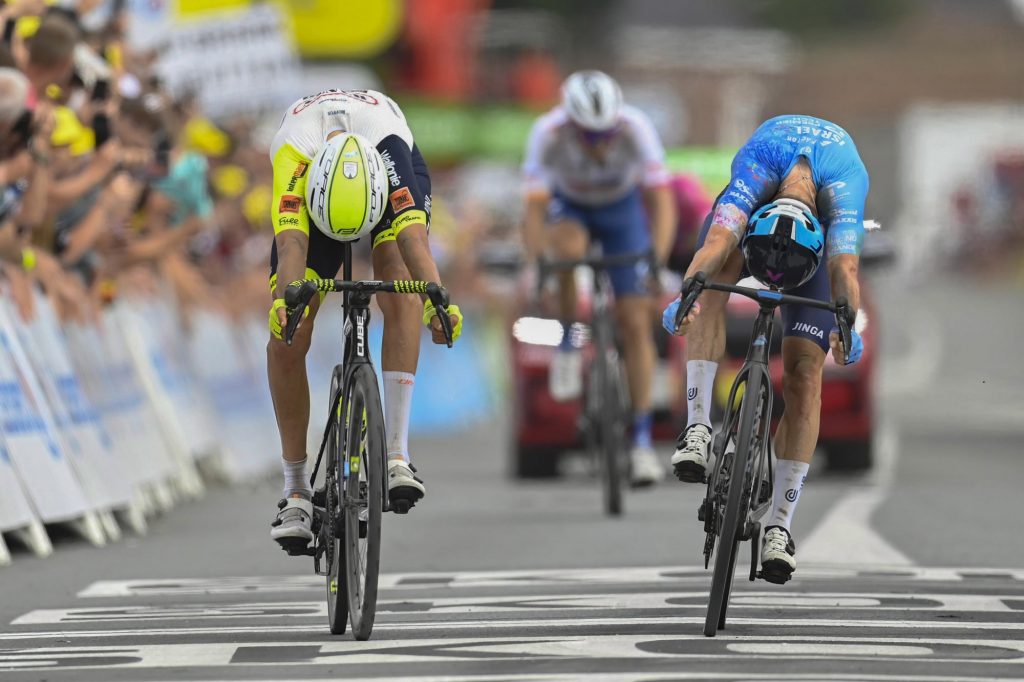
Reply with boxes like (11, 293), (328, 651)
(672, 461), (707, 484)
(277, 538), (315, 557)
(756, 568), (792, 585)
(391, 499), (413, 514)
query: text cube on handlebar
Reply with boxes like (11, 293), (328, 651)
(281, 278), (455, 348)
(672, 271), (855, 364)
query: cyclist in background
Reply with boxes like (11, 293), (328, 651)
(663, 114), (869, 583)
(522, 70), (677, 487)
(666, 172), (713, 275)
(267, 89), (463, 552)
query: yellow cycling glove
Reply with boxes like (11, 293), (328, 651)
(269, 298), (311, 340)
(422, 300), (463, 342)
(269, 298), (287, 340)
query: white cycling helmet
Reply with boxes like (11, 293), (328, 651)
(561, 70), (623, 132)
(305, 132), (387, 242)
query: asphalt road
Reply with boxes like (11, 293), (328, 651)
(1, 271), (1023, 681)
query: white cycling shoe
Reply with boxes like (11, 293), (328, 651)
(388, 460), (425, 514)
(671, 423), (713, 483)
(760, 525), (797, 584)
(549, 348), (583, 402)
(271, 496), (313, 554)
(629, 445), (665, 488)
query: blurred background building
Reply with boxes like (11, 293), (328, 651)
(134, 0), (1023, 277)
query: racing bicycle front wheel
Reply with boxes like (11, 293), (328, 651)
(325, 366), (349, 635)
(704, 365), (766, 637)
(342, 364), (386, 641)
(597, 347), (627, 516)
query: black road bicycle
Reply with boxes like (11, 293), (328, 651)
(538, 251), (653, 516)
(281, 244), (454, 640)
(673, 271), (853, 637)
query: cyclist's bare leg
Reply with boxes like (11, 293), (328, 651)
(673, 249), (746, 479)
(683, 248), (744, 364)
(773, 337), (826, 465)
(764, 337), (826, 553)
(267, 295), (323, 467)
(615, 294), (655, 416)
(548, 219), (589, 322)
(373, 240), (421, 375)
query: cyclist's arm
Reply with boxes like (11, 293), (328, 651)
(521, 116), (554, 261)
(683, 221), (738, 281)
(270, 142), (312, 299)
(823, 164), (869, 314)
(522, 190), (549, 261)
(643, 184), (675, 266)
(828, 253), (860, 314)
(629, 107), (675, 265)
(395, 221), (441, 285)
(373, 135), (441, 286)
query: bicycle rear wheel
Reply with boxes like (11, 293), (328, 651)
(342, 365), (385, 641)
(325, 367), (349, 635)
(704, 365), (766, 637)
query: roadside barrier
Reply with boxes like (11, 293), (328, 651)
(0, 289), (493, 566)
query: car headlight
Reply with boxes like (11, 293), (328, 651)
(855, 308), (868, 335)
(512, 317), (564, 346)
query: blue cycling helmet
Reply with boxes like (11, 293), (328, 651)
(742, 198), (824, 290)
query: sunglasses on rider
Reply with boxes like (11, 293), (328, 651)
(574, 123), (622, 145)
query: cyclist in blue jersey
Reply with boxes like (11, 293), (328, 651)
(662, 115), (869, 582)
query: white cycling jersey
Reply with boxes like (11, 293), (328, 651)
(522, 105), (669, 207)
(269, 89), (414, 161)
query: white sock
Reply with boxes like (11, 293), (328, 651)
(383, 371), (415, 463)
(282, 456), (312, 498)
(767, 458), (810, 531)
(686, 360), (718, 428)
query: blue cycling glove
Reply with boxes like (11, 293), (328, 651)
(662, 298), (681, 335)
(830, 326), (863, 364)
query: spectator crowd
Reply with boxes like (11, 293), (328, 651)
(0, 0), (274, 331)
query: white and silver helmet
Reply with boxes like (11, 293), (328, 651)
(305, 132), (387, 242)
(560, 70), (623, 132)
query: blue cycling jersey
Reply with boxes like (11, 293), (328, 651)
(717, 115), (869, 257)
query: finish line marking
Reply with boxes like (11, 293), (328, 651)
(13, 591), (1020, 625)
(75, 565), (1024, 598)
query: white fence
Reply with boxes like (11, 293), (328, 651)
(0, 292), (278, 566)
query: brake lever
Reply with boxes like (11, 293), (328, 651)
(283, 280), (318, 346)
(834, 296), (853, 365)
(426, 283), (454, 348)
(674, 271), (707, 332)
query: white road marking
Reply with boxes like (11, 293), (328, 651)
(74, 564), (1024, 598)
(2, 635), (1024, 671)
(727, 642), (933, 656)
(6, 611), (1024, 641)
(12, 591), (1018, 625)
(801, 417), (913, 566)
(138, 675), (1024, 682)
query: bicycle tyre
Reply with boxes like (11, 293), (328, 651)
(704, 365), (766, 637)
(326, 367), (349, 636)
(598, 348), (626, 516)
(342, 364), (385, 641)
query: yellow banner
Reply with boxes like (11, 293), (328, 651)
(174, 0), (403, 58)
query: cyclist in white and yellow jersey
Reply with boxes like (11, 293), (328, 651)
(267, 89), (463, 551)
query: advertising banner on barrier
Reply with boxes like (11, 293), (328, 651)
(187, 310), (278, 480)
(0, 432), (37, 534)
(108, 301), (204, 498)
(68, 317), (179, 497)
(20, 298), (134, 511)
(0, 305), (93, 524)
